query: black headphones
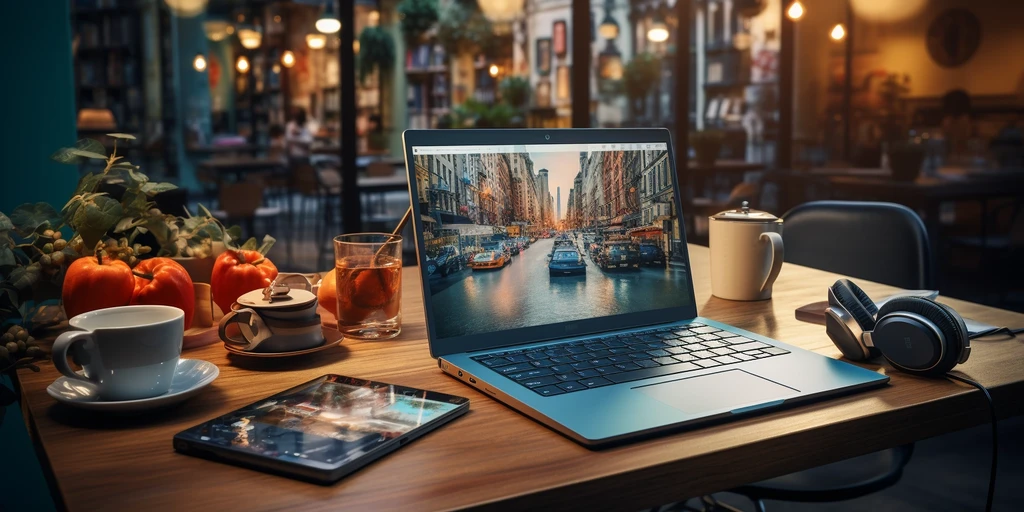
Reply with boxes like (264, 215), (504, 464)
(825, 279), (971, 377)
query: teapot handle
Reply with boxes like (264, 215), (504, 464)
(759, 232), (784, 293)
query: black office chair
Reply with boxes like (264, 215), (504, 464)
(781, 200), (933, 289)
(729, 201), (931, 511)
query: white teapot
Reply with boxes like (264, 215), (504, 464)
(708, 201), (784, 301)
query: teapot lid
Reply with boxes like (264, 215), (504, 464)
(711, 201), (780, 222)
(236, 287), (317, 310)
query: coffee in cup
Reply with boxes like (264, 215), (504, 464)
(52, 305), (184, 401)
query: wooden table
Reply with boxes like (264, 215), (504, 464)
(187, 144), (263, 156)
(18, 246), (1024, 511)
(197, 156), (286, 182)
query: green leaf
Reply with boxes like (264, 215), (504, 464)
(256, 235), (276, 255)
(10, 203), (62, 237)
(8, 264), (40, 290)
(73, 196), (123, 249)
(69, 149), (108, 160)
(224, 225), (243, 245)
(113, 216), (140, 233)
(106, 133), (137, 140)
(239, 237), (259, 251)
(197, 204), (215, 219)
(141, 182), (177, 196)
(0, 247), (15, 267)
(50, 139), (107, 164)
(0, 212), (13, 232)
(75, 173), (103, 197)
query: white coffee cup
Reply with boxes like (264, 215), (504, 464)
(53, 305), (184, 401)
(709, 202), (784, 301)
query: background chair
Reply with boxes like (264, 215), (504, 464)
(212, 181), (282, 242)
(728, 201), (931, 511)
(781, 200), (933, 289)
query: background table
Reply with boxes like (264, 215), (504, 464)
(17, 246), (1024, 511)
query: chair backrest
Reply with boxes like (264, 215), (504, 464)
(366, 161), (394, 177)
(218, 182), (264, 218)
(781, 201), (933, 289)
(291, 162), (322, 195)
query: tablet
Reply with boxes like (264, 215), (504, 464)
(173, 374), (470, 484)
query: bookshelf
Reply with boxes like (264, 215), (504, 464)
(71, 0), (145, 164)
(406, 43), (449, 129)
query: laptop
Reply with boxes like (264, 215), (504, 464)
(402, 128), (888, 448)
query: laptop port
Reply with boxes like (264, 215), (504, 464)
(469, 377), (477, 384)
(457, 370), (464, 377)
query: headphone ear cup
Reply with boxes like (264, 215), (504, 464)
(831, 279), (878, 331)
(875, 297), (964, 376)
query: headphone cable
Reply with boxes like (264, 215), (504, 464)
(946, 374), (997, 512)
(969, 326), (1024, 339)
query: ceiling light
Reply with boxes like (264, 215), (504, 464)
(647, 15), (669, 43)
(830, 23), (846, 41)
(236, 55), (250, 73)
(306, 33), (327, 50)
(786, 1), (805, 21)
(317, 2), (341, 34)
(193, 53), (207, 72)
(281, 50), (296, 68)
(488, 64), (500, 77)
(238, 26), (262, 49)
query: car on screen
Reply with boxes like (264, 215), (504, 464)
(481, 241), (512, 260)
(638, 243), (666, 266)
(425, 245), (464, 277)
(548, 249), (586, 276)
(596, 241), (641, 271)
(470, 251), (506, 270)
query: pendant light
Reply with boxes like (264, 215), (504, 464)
(316, 1), (341, 34)
(830, 23), (846, 41)
(647, 14), (669, 43)
(598, 0), (619, 40)
(306, 33), (327, 50)
(281, 50), (296, 68)
(236, 55), (250, 73)
(786, 1), (805, 21)
(193, 53), (207, 72)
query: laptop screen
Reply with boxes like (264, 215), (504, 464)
(410, 141), (693, 341)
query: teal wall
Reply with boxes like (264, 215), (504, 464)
(171, 14), (213, 191)
(0, 2), (78, 214)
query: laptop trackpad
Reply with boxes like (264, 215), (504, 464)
(635, 370), (798, 415)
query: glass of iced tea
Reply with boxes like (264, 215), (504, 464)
(332, 233), (403, 340)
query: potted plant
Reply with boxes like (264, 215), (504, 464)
(500, 76), (530, 110)
(436, 0), (497, 58)
(690, 130), (725, 167)
(398, 0), (439, 44)
(358, 26), (396, 84)
(623, 53), (661, 121)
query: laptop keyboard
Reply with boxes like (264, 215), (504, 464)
(470, 323), (790, 397)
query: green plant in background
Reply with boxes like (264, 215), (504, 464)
(499, 76), (531, 110)
(436, 0), (498, 59)
(623, 53), (662, 100)
(358, 26), (396, 84)
(398, 0), (439, 43)
(451, 99), (517, 129)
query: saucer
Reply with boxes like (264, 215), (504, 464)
(46, 359), (219, 413)
(223, 327), (344, 358)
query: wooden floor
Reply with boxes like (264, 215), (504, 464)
(697, 416), (1023, 511)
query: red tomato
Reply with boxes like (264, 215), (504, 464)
(131, 258), (196, 328)
(210, 250), (278, 314)
(62, 253), (135, 319)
